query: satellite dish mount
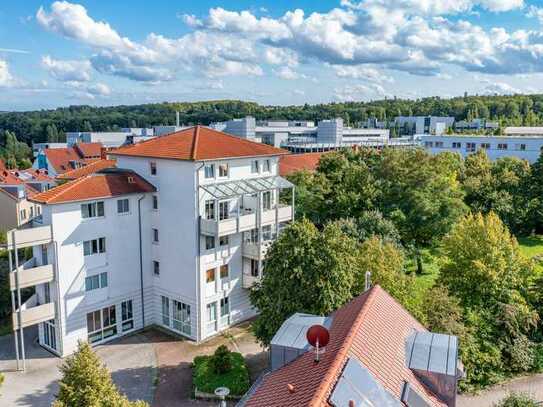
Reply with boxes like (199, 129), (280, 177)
(306, 324), (330, 363)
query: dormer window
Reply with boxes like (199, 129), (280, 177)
(218, 163), (229, 178)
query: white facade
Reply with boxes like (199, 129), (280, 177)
(10, 150), (294, 358)
(420, 134), (543, 162)
(395, 116), (455, 135)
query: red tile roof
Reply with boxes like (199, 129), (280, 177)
(0, 169), (24, 185)
(74, 142), (103, 158)
(30, 169), (156, 204)
(245, 286), (447, 407)
(0, 159), (5, 171)
(56, 159), (117, 181)
(12, 168), (54, 183)
(43, 144), (103, 174)
(279, 153), (326, 176)
(110, 126), (289, 161)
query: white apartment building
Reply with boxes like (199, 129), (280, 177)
(7, 126), (294, 366)
(420, 134), (543, 162)
(396, 116), (455, 135)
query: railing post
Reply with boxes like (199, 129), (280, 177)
(8, 242), (20, 371)
(12, 230), (25, 371)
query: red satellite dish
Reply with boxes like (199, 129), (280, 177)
(306, 325), (330, 362)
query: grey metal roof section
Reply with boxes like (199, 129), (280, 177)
(271, 313), (330, 349)
(329, 357), (402, 407)
(406, 331), (458, 376)
(200, 176), (294, 199)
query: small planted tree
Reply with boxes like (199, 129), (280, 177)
(493, 392), (539, 407)
(211, 345), (232, 374)
(53, 341), (148, 407)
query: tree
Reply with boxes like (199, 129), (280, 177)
(250, 219), (364, 345)
(211, 345), (232, 374)
(493, 393), (539, 407)
(423, 285), (465, 336)
(54, 341), (148, 407)
(46, 124), (59, 142)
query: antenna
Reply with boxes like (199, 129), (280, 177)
(306, 325), (330, 363)
(365, 271), (371, 291)
(176, 111), (180, 127)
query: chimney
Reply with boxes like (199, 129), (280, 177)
(176, 111), (180, 127)
(365, 271), (371, 291)
(100, 147), (107, 160)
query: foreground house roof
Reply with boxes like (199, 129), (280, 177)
(30, 168), (156, 204)
(279, 152), (326, 176)
(56, 159), (117, 181)
(244, 286), (450, 407)
(110, 126), (289, 161)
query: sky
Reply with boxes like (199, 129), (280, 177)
(2, 0), (543, 111)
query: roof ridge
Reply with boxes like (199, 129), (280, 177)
(36, 175), (89, 203)
(309, 285), (381, 406)
(190, 125), (200, 160)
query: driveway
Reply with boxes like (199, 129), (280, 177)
(0, 326), (156, 406)
(458, 374), (543, 406)
(0, 322), (267, 407)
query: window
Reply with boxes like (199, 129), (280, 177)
(153, 260), (160, 276)
(117, 199), (129, 214)
(37, 206), (41, 215)
(172, 300), (191, 335)
(219, 235), (229, 247)
(220, 297), (230, 317)
(263, 159), (271, 172)
(204, 164), (215, 179)
(251, 160), (259, 173)
(205, 200), (215, 220)
(248, 228), (259, 244)
(121, 300), (133, 332)
(262, 225), (273, 241)
(424, 141), (433, 148)
(219, 201), (229, 221)
(161, 296), (170, 326)
(87, 305), (116, 343)
(206, 268), (215, 283)
(83, 237), (106, 256)
(516, 143), (526, 151)
(262, 191), (272, 211)
(41, 244), (48, 265)
(205, 235), (215, 250)
(465, 142), (476, 153)
(220, 264), (229, 279)
(480, 143), (490, 149)
(218, 163), (229, 177)
(207, 303), (217, 323)
(30, 207), (34, 218)
(498, 143), (508, 150)
(150, 162), (157, 175)
(153, 228), (159, 243)
(20, 209), (26, 220)
(452, 142), (461, 149)
(153, 195), (158, 210)
(81, 201), (105, 219)
(434, 141), (444, 148)
(44, 282), (51, 303)
(85, 272), (108, 291)
(250, 259), (259, 277)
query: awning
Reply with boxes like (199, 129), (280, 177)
(200, 176), (294, 199)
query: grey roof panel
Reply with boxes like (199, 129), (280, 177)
(270, 313), (330, 349)
(406, 331), (459, 377)
(428, 333), (449, 374)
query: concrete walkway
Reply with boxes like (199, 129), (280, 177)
(458, 374), (543, 406)
(0, 326), (157, 406)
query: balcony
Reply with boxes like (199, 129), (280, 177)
(12, 293), (55, 330)
(243, 240), (273, 260)
(261, 204), (293, 225)
(242, 273), (261, 289)
(6, 225), (52, 249)
(9, 257), (54, 290)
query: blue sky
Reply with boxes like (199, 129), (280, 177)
(2, 0), (543, 111)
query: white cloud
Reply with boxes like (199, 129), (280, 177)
(65, 80), (111, 99)
(527, 5), (543, 25)
(480, 80), (520, 95)
(41, 55), (92, 82)
(333, 65), (394, 82)
(0, 59), (15, 87)
(334, 83), (389, 101)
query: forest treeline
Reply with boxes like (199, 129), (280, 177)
(1, 94), (543, 145)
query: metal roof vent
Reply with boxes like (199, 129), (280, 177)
(405, 331), (463, 407)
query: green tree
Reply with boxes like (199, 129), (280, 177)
(423, 285), (466, 336)
(46, 124), (59, 142)
(54, 341), (148, 407)
(493, 393), (539, 407)
(250, 219), (364, 345)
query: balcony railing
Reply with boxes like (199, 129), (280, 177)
(242, 240), (273, 260)
(9, 257), (54, 290)
(12, 293), (55, 330)
(242, 273), (261, 289)
(6, 225), (52, 249)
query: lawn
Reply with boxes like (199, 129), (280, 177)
(192, 351), (250, 396)
(406, 248), (441, 309)
(517, 235), (543, 273)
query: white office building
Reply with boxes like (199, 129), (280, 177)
(7, 127), (294, 364)
(420, 134), (543, 162)
(396, 116), (455, 136)
(66, 128), (155, 148)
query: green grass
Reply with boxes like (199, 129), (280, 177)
(192, 352), (250, 396)
(406, 248), (441, 309)
(518, 235), (543, 258)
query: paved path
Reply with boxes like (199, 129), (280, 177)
(458, 374), (543, 406)
(0, 327), (156, 406)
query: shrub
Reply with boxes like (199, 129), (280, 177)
(493, 392), (539, 407)
(532, 343), (543, 373)
(506, 336), (534, 373)
(211, 345), (232, 374)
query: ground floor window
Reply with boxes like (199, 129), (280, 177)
(206, 302), (217, 334)
(161, 296), (170, 327)
(43, 319), (56, 350)
(121, 300), (134, 332)
(220, 297), (229, 317)
(172, 300), (191, 335)
(87, 305), (117, 344)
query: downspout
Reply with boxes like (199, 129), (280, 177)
(196, 162), (205, 341)
(137, 195), (145, 328)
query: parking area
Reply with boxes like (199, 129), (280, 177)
(0, 322), (266, 407)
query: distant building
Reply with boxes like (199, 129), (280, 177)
(454, 119), (498, 132)
(504, 127), (543, 136)
(240, 285), (463, 407)
(32, 143), (68, 158)
(396, 116), (455, 135)
(420, 133), (543, 162)
(32, 143), (103, 177)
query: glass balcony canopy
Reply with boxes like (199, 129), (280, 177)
(200, 176), (294, 199)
